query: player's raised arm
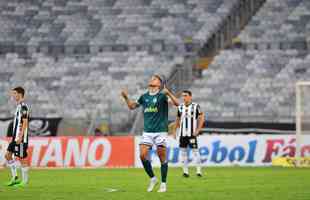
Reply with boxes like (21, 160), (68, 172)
(163, 86), (179, 106)
(121, 89), (139, 110)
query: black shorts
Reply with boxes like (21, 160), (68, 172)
(7, 141), (28, 159)
(179, 136), (198, 149)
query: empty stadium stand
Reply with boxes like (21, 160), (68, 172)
(2, 0), (307, 133)
(190, 0), (310, 123)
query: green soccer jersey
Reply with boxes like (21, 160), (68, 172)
(137, 92), (168, 133)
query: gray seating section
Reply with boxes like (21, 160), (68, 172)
(0, 52), (183, 123)
(2, 0), (310, 125)
(0, 0), (241, 51)
(239, 0), (310, 49)
(190, 49), (310, 122)
(0, 0), (243, 123)
(189, 0), (310, 123)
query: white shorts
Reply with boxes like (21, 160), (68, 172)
(140, 132), (168, 147)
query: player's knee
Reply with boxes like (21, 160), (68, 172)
(158, 155), (167, 164)
(140, 154), (147, 161)
(157, 146), (166, 154)
(139, 145), (150, 161)
(140, 150), (149, 161)
(20, 159), (28, 167)
(139, 150), (147, 160)
(157, 147), (167, 163)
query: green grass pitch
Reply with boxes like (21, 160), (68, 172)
(0, 167), (309, 200)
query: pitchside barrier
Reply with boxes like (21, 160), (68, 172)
(0, 136), (135, 168)
(0, 135), (309, 168)
(135, 135), (310, 167)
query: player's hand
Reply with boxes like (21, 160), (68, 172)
(193, 129), (201, 136)
(16, 138), (22, 144)
(121, 89), (129, 100)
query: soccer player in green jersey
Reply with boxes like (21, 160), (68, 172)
(121, 75), (179, 192)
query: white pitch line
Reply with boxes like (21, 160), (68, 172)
(104, 188), (121, 192)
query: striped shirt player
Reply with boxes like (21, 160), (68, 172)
(175, 90), (205, 177)
(178, 102), (201, 142)
(7, 102), (30, 158)
(5, 87), (30, 187)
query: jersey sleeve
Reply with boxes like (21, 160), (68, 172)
(136, 95), (144, 107)
(21, 105), (29, 119)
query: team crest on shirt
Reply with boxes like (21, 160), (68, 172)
(153, 98), (157, 104)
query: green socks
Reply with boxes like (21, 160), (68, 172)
(161, 162), (168, 183)
(142, 159), (168, 183)
(142, 160), (155, 178)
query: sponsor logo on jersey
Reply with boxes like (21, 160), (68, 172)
(144, 106), (158, 113)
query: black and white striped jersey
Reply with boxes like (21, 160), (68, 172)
(177, 102), (202, 137)
(12, 102), (30, 144)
